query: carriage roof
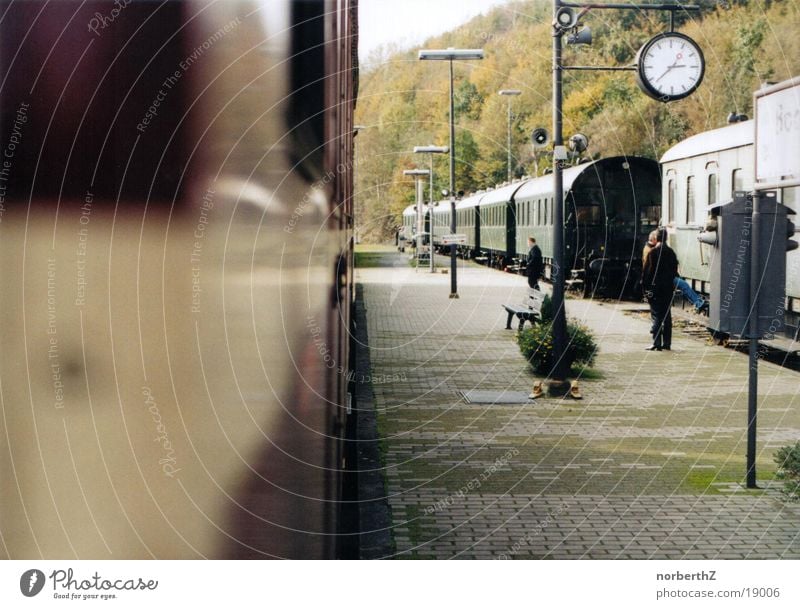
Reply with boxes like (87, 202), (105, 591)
(660, 120), (753, 164)
(478, 180), (528, 206)
(455, 191), (489, 210)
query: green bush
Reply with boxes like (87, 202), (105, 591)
(774, 442), (800, 502)
(539, 293), (554, 323)
(517, 318), (598, 376)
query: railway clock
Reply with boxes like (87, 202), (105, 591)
(635, 32), (705, 102)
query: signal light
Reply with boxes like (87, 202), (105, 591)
(531, 128), (549, 148)
(787, 218), (798, 251)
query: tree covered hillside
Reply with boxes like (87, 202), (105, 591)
(354, 0), (800, 241)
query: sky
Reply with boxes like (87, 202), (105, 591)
(358, 0), (515, 62)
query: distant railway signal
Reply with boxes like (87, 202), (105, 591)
(531, 128), (549, 148)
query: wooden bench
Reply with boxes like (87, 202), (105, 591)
(502, 289), (544, 331)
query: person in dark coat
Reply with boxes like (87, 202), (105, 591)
(642, 228), (678, 350)
(526, 237), (543, 289)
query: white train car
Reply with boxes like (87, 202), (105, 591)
(660, 118), (800, 334)
(431, 199), (451, 249)
(660, 120), (755, 291)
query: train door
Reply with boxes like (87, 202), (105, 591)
(474, 206), (482, 254)
(564, 191), (582, 272)
(505, 202), (516, 260)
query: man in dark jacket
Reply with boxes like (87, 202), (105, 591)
(526, 237), (543, 289)
(642, 229), (678, 350)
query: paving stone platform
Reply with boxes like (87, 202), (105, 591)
(356, 249), (800, 559)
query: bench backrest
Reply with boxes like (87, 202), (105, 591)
(523, 288), (544, 314)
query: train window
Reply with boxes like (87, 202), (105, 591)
(668, 179), (676, 223)
(708, 174), (717, 207)
(686, 176), (695, 224)
(732, 169), (744, 195)
(537, 200), (541, 225)
(543, 200), (548, 225)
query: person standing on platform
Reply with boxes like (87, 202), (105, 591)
(642, 230), (708, 314)
(642, 229), (678, 351)
(526, 237), (543, 290)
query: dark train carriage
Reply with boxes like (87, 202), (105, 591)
(0, 0), (357, 559)
(514, 157), (661, 296)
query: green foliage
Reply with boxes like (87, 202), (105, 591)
(517, 317), (598, 376)
(454, 81), (483, 121)
(539, 293), (554, 323)
(774, 442), (800, 502)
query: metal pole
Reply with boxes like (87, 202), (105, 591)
(430, 154), (435, 272)
(449, 59), (458, 298)
(550, 0), (569, 390)
(417, 179), (424, 268)
(746, 192), (760, 489)
(507, 98), (512, 182)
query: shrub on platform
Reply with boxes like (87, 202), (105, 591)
(539, 293), (554, 323)
(517, 318), (597, 376)
(774, 442), (800, 502)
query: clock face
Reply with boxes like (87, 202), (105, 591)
(636, 32), (705, 102)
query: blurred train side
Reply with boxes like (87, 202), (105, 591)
(0, 0), (357, 559)
(660, 120), (800, 335)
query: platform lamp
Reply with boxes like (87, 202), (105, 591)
(419, 48), (484, 298)
(403, 169), (430, 267)
(413, 145), (449, 273)
(498, 90), (522, 182)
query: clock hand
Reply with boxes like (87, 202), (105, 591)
(654, 61), (687, 83)
(654, 65), (676, 83)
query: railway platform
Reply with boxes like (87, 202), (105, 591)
(355, 246), (800, 559)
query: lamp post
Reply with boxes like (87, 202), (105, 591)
(413, 145), (449, 272)
(498, 90), (521, 182)
(547, 2), (571, 395)
(418, 48), (484, 298)
(403, 169), (430, 266)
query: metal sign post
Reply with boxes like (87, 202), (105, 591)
(747, 76), (800, 487)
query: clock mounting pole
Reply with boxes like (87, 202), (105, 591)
(546, 0), (703, 399)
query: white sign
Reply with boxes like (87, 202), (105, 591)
(755, 77), (800, 189)
(441, 234), (466, 245)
